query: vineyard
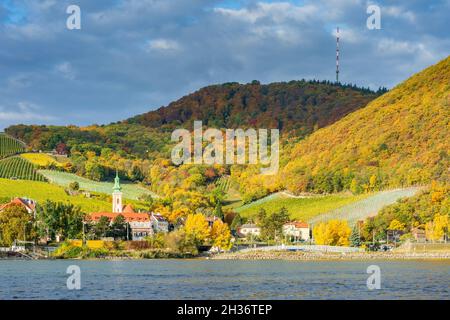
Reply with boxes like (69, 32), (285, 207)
(0, 133), (25, 159)
(235, 187), (421, 224)
(236, 192), (368, 222)
(216, 176), (231, 193)
(39, 169), (157, 200)
(0, 157), (46, 181)
(308, 187), (421, 226)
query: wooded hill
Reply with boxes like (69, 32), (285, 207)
(6, 80), (381, 159)
(127, 80), (382, 136)
(282, 56), (450, 194)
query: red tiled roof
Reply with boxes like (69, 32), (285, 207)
(88, 212), (150, 222)
(0, 198), (35, 212)
(284, 221), (309, 228)
(123, 204), (135, 213)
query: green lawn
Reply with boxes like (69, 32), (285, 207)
(0, 178), (111, 212)
(236, 192), (369, 222)
(39, 170), (157, 200)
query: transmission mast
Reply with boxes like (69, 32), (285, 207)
(336, 26), (340, 83)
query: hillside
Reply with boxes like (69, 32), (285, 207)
(39, 169), (157, 200)
(235, 187), (421, 224)
(0, 133), (25, 159)
(0, 156), (46, 181)
(6, 81), (382, 158)
(127, 80), (382, 135)
(282, 56), (450, 194)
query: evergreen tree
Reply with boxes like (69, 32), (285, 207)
(350, 224), (361, 247)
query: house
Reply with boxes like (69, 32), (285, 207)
(237, 224), (261, 239)
(0, 198), (37, 216)
(283, 221), (310, 241)
(150, 213), (169, 233)
(88, 173), (153, 240)
(411, 228), (426, 243)
(205, 216), (220, 227)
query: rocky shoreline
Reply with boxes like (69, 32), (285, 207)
(211, 250), (450, 261)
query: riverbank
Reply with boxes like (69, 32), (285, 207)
(211, 250), (450, 261)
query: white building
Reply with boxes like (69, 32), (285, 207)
(283, 221), (310, 241)
(238, 224), (261, 238)
(151, 213), (169, 233)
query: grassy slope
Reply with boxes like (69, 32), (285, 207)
(39, 169), (157, 200)
(235, 187), (421, 224)
(21, 153), (63, 167)
(0, 178), (111, 212)
(235, 192), (369, 221)
(308, 187), (421, 226)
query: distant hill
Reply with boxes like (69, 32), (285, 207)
(5, 81), (382, 158)
(282, 56), (450, 194)
(127, 80), (382, 136)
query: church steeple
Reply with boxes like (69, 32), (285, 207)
(113, 170), (122, 192)
(112, 170), (123, 213)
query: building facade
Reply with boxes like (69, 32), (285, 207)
(282, 221), (310, 241)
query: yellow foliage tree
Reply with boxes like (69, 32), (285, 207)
(425, 214), (449, 242)
(184, 213), (210, 245)
(211, 220), (232, 251)
(313, 220), (352, 246)
(388, 219), (406, 231)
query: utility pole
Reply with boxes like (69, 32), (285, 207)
(336, 26), (340, 83)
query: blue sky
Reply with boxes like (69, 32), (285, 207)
(0, 0), (449, 129)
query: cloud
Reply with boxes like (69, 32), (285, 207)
(145, 39), (181, 52)
(0, 102), (56, 121)
(54, 62), (76, 80)
(0, 0), (449, 130)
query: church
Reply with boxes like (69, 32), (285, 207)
(88, 172), (154, 240)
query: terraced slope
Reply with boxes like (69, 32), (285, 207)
(0, 156), (46, 181)
(308, 187), (421, 226)
(0, 133), (25, 159)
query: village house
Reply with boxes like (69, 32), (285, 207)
(150, 212), (169, 233)
(411, 227), (426, 243)
(0, 197), (37, 217)
(88, 173), (153, 240)
(237, 223), (261, 239)
(282, 221), (310, 242)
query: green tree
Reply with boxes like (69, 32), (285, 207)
(0, 204), (34, 246)
(259, 207), (290, 241)
(69, 181), (80, 191)
(110, 214), (128, 240)
(350, 224), (361, 247)
(94, 216), (111, 239)
(36, 201), (85, 241)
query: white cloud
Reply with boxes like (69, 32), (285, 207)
(383, 6), (416, 23)
(0, 102), (56, 121)
(55, 62), (76, 80)
(145, 39), (181, 52)
(214, 2), (318, 24)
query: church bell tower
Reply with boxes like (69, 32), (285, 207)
(112, 171), (123, 213)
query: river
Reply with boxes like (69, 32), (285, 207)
(0, 260), (448, 299)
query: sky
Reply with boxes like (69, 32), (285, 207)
(0, 0), (449, 130)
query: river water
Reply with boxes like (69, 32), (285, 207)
(0, 260), (448, 299)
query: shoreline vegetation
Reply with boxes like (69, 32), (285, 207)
(211, 250), (450, 261)
(46, 240), (450, 261)
(2, 248), (449, 261)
